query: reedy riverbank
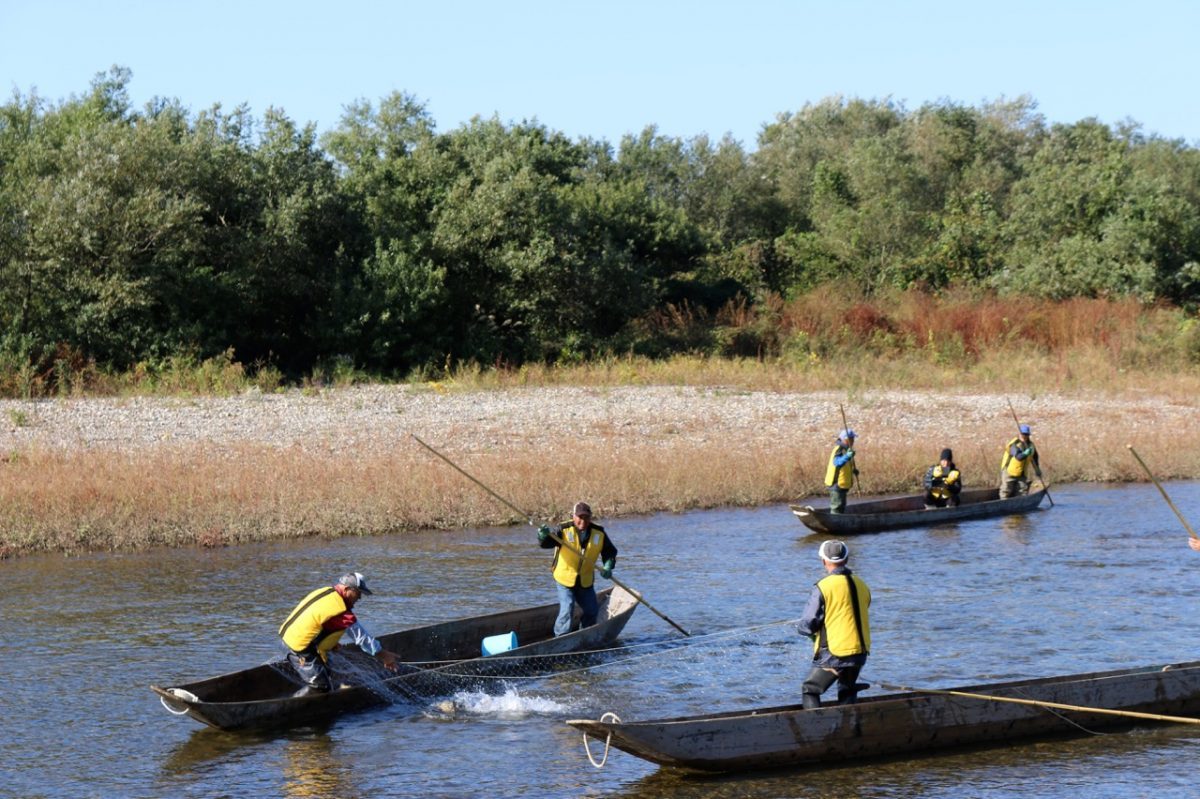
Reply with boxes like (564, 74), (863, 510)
(1, 378), (1196, 558)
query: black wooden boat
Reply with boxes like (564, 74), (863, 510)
(790, 487), (1046, 534)
(568, 660), (1200, 773)
(153, 586), (638, 730)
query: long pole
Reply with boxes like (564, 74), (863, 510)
(838, 403), (859, 491)
(411, 434), (691, 636)
(878, 681), (1200, 726)
(1127, 445), (1199, 540)
(1005, 399), (1054, 507)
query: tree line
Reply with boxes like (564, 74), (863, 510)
(2, 67), (1199, 383)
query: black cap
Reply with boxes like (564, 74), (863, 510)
(940, 448), (953, 462)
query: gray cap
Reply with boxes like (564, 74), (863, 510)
(573, 501), (592, 518)
(338, 571), (373, 595)
(818, 540), (849, 564)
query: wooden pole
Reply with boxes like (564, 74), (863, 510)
(879, 681), (1200, 725)
(1127, 444), (1199, 540)
(410, 433), (692, 636)
(838, 403), (859, 491)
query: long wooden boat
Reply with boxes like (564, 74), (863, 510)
(153, 585), (638, 731)
(790, 487), (1046, 534)
(567, 660), (1200, 773)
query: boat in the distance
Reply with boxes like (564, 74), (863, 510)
(790, 487), (1046, 534)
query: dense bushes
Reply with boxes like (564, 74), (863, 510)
(3, 69), (1200, 393)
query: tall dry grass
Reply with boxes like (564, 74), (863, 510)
(1, 409), (1195, 559)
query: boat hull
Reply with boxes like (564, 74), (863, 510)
(568, 661), (1200, 773)
(154, 586), (638, 730)
(790, 487), (1046, 534)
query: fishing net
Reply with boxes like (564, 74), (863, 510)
(267, 617), (807, 715)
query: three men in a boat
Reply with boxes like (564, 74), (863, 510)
(923, 448), (962, 508)
(824, 429), (859, 514)
(279, 572), (399, 697)
(798, 540), (871, 709)
(538, 501), (618, 636)
(999, 423), (1040, 498)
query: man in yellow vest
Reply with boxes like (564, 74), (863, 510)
(923, 448), (962, 508)
(797, 540), (871, 709)
(824, 430), (858, 513)
(999, 424), (1040, 498)
(279, 572), (398, 696)
(537, 501), (618, 636)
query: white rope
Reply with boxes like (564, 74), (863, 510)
(159, 688), (199, 715)
(582, 711), (622, 768)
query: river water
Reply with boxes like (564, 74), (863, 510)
(4, 482), (1200, 799)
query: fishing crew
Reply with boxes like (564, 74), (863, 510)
(538, 501), (618, 636)
(798, 540), (872, 709)
(279, 571), (398, 696)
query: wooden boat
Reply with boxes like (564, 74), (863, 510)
(567, 660), (1200, 773)
(790, 487), (1046, 534)
(153, 585), (638, 731)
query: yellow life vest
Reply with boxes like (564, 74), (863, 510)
(814, 572), (871, 657)
(1000, 437), (1033, 478)
(279, 587), (350, 661)
(551, 522), (607, 589)
(929, 464), (961, 500)
(825, 446), (854, 489)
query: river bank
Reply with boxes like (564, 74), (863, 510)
(1, 384), (1195, 556)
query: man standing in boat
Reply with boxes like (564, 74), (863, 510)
(825, 430), (858, 514)
(999, 424), (1040, 498)
(923, 448), (962, 508)
(798, 540), (871, 709)
(279, 572), (399, 697)
(538, 501), (618, 636)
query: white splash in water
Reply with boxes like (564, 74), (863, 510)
(440, 686), (569, 718)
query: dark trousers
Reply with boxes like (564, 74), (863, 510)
(829, 486), (848, 514)
(287, 649), (332, 692)
(802, 665), (863, 709)
(924, 490), (960, 508)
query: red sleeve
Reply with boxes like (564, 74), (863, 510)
(322, 611), (357, 631)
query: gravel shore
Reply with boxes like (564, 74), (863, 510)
(1, 384), (1193, 459)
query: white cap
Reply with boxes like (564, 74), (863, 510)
(818, 540), (848, 564)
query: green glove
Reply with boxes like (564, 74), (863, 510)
(599, 559), (614, 579)
(845, 449), (855, 459)
(1022, 447), (1034, 459)
(537, 524), (552, 542)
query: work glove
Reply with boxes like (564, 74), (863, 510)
(537, 524), (552, 543)
(845, 449), (855, 459)
(1021, 447), (1034, 459)
(599, 559), (615, 579)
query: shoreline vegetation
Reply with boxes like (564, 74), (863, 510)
(3, 344), (1199, 559)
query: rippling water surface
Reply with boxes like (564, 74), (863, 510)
(5, 482), (1200, 798)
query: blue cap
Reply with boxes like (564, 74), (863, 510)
(838, 429), (856, 441)
(1019, 424), (1031, 435)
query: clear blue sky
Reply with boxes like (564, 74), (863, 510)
(3, 0), (1198, 149)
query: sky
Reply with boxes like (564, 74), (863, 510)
(2, 0), (1198, 149)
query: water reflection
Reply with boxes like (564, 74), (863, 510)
(280, 733), (349, 799)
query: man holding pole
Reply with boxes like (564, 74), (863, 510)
(825, 430), (858, 514)
(999, 424), (1040, 498)
(538, 502), (618, 636)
